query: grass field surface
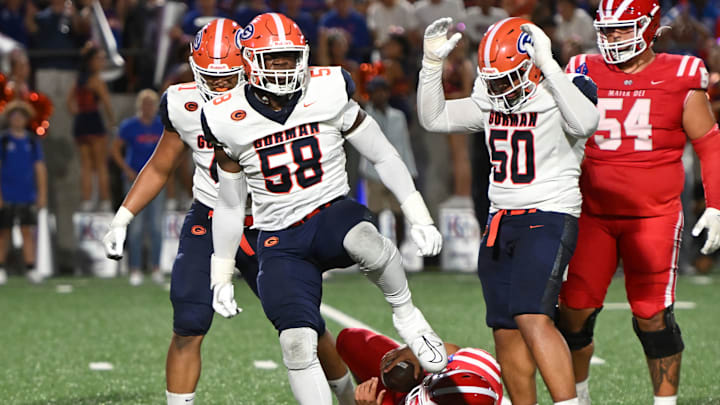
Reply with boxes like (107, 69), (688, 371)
(2, 271), (719, 404)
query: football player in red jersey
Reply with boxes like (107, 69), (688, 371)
(336, 328), (502, 405)
(558, 0), (720, 404)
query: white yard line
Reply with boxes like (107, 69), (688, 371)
(604, 301), (696, 310)
(320, 303), (382, 335)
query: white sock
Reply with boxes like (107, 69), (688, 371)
(576, 377), (591, 405)
(328, 371), (356, 405)
(288, 357), (333, 405)
(554, 399), (579, 405)
(166, 391), (194, 405)
(654, 395), (677, 405)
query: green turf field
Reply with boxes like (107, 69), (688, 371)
(1, 271), (719, 404)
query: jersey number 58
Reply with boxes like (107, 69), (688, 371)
(257, 137), (324, 193)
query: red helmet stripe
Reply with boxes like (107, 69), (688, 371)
(270, 12), (286, 41)
(602, 0), (614, 17)
(213, 18), (225, 61)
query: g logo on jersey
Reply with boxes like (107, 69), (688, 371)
(240, 24), (254, 41)
(192, 30), (203, 51)
(185, 102), (198, 112)
(231, 109), (247, 121)
(517, 32), (533, 54)
(264, 236), (279, 247)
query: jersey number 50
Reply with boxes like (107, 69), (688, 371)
(596, 98), (652, 151)
(258, 137), (324, 193)
(489, 129), (535, 184)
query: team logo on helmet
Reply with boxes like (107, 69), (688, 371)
(517, 32), (533, 54)
(235, 29), (243, 50)
(240, 24), (254, 41)
(231, 109), (246, 121)
(185, 102), (199, 111)
(192, 30), (203, 51)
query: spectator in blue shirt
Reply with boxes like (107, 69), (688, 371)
(181, 0), (230, 35)
(319, 0), (373, 62)
(0, 101), (47, 285)
(0, 0), (30, 46)
(111, 90), (165, 286)
(280, 0), (318, 47)
(234, 0), (270, 26)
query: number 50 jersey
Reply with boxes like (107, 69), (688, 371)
(201, 66), (357, 231)
(566, 53), (709, 217)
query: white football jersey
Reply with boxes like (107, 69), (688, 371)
(202, 66), (358, 230)
(470, 75), (587, 217)
(161, 82), (218, 208)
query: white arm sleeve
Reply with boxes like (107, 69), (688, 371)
(212, 166), (247, 260)
(417, 65), (485, 133)
(543, 70), (600, 138)
(345, 114), (417, 205)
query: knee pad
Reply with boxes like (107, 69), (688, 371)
(632, 305), (684, 359)
(559, 307), (602, 351)
(279, 327), (318, 370)
(343, 221), (396, 272)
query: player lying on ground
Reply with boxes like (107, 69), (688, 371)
(102, 18), (355, 405)
(557, 0), (720, 404)
(202, 12), (448, 405)
(418, 16), (599, 405)
(336, 327), (502, 405)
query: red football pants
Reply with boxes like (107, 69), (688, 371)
(560, 210), (683, 318)
(336, 328), (406, 405)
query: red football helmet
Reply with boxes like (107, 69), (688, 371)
(444, 348), (503, 404)
(594, 0), (661, 64)
(239, 13), (310, 95)
(477, 17), (542, 114)
(189, 18), (245, 100)
(405, 370), (499, 405)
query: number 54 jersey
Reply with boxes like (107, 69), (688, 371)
(566, 53), (709, 217)
(201, 66), (356, 231)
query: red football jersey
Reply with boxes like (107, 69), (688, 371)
(566, 53), (709, 217)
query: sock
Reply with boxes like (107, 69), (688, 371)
(654, 395), (677, 405)
(287, 358), (333, 405)
(576, 377), (591, 405)
(166, 391), (194, 405)
(555, 399), (579, 405)
(328, 371), (355, 405)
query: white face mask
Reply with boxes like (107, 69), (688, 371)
(244, 46), (310, 95)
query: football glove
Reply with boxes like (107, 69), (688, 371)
(692, 207), (720, 255)
(520, 23), (561, 74)
(401, 191), (442, 256)
(103, 206), (134, 260)
(210, 254), (241, 318)
(423, 17), (462, 70)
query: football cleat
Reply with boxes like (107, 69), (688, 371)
(393, 307), (448, 373)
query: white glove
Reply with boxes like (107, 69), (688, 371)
(211, 254), (241, 318)
(401, 191), (443, 256)
(519, 23), (561, 74)
(692, 207), (720, 255)
(410, 225), (443, 257)
(103, 206), (134, 260)
(423, 17), (462, 69)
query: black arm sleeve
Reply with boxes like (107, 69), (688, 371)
(470, 131), (491, 232)
(158, 91), (177, 132)
(572, 75), (598, 105)
(341, 68), (356, 99)
(200, 109), (225, 148)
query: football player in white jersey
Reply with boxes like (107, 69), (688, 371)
(102, 19), (356, 405)
(417, 17), (600, 405)
(202, 12), (447, 405)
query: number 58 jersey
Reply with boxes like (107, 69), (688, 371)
(201, 67), (357, 231)
(566, 54), (709, 217)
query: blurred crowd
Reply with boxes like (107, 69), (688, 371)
(1, 0), (719, 279)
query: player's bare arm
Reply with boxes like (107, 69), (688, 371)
(686, 89), (720, 254)
(121, 129), (188, 214)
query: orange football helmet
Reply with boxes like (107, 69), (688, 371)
(239, 13), (310, 95)
(189, 18), (245, 100)
(594, 0), (661, 64)
(477, 17), (542, 113)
